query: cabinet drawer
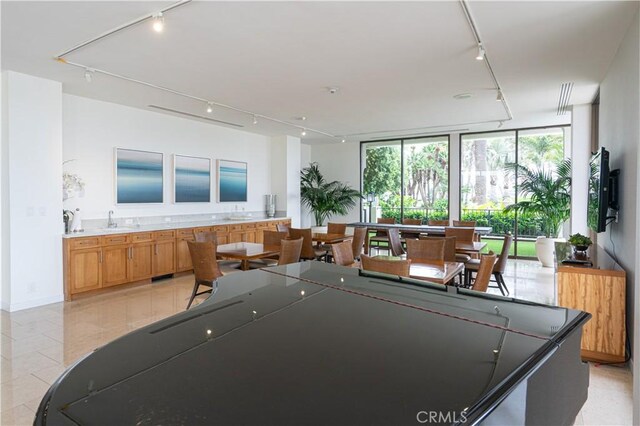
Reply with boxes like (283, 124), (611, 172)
(154, 230), (176, 240)
(194, 227), (213, 234)
(212, 225), (228, 233)
(177, 229), (195, 238)
(68, 237), (101, 250)
(256, 222), (269, 228)
(229, 224), (243, 232)
(131, 232), (154, 243)
(102, 235), (131, 246)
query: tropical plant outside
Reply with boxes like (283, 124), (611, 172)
(301, 163), (361, 226)
(503, 159), (572, 238)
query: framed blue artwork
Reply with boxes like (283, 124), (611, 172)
(115, 148), (164, 204)
(173, 154), (211, 203)
(217, 160), (247, 202)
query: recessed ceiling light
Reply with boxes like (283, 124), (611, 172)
(327, 87), (339, 94)
(453, 93), (473, 100)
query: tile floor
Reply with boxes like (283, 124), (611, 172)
(0, 260), (633, 425)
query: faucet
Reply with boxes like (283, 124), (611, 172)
(107, 210), (117, 228)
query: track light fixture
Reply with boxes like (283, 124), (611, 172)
(84, 68), (94, 83)
(253, 115), (258, 125)
(475, 44), (485, 61)
(341, 139), (346, 143)
(152, 12), (164, 32)
(497, 121), (504, 128)
(206, 103), (213, 113)
(301, 129), (307, 137)
(496, 91), (504, 102)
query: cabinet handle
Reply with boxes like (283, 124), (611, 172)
(99, 250), (103, 263)
(155, 244), (158, 255)
(128, 246), (132, 259)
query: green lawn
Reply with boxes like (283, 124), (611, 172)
(482, 238), (536, 257)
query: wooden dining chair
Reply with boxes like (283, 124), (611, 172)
(406, 238), (445, 265)
(387, 228), (405, 256)
(277, 237), (304, 265)
(360, 255), (411, 277)
(452, 220), (476, 227)
(401, 218), (422, 240)
(186, 241), (240, 309)
(369, 217), (395, 254)
(465, 234), (513, 295)
(331, 240), (357, 267)
(327, 222), (347, 234)
(470, 253), (497, 293)
(420, 236), (456, 261)
(195, 231), (241, 269)
(289, 228), (326, 260)
(351, 227), (367, 260)
(445, 226), (475, 263)
(428, 219), (450, 226)
(248, 230), (288, 269)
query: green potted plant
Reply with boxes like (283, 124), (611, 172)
(504, 159), (571, 267)
(300, 163), (361, 226)
(568, 233), (593, 257)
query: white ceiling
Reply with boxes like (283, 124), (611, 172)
(2, 1), (638, 144)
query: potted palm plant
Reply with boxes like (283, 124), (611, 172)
(300, 163), (361, 227)
(504, 159), (571, 267)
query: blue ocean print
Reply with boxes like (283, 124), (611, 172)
(117, 149), (164, 204)
(175, 156), (211, 203)
(219, 161), (247, 202)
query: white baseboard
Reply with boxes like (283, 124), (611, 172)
(2, 294), (64, 312)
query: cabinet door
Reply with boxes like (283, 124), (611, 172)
(229, 232), (243, 243)
(153, 240), (176, 276)
(102, 245), (130, 287)
(69, 248), (102, 294)
(245, 231), (257, 243)
(176, 237), (195, 272)
(130, 243), (154, 281)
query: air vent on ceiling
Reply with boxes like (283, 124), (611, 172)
(557, 82), (574, 116)
(148, 105), (244, 127)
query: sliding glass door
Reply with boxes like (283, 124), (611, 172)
(461, 126), (568, 258)
(361, 136), (449, 223)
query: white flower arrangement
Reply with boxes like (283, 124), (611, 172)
(63, 171), (85, 201)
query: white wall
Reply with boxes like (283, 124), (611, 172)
(309, 141), (361, 225)
(570, 104), (592, 236)
(597, 9), (639, 424)
(2, 71), (63, 311)
(300, 144), (312, 227)
(271, 135), (301, 227)
(63, 95), (273, 219)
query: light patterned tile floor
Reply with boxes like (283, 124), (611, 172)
(0, 260), (633, 425)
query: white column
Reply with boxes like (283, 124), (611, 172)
(570, 104), (592, 236)
(271, 135), (301, 227)
(2, 71), (63, 311)
(449, 132), (461, 221)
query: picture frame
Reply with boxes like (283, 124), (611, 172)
(115, 148), (164, 204)
(217, 159), (248, 202)
(173, 154), (211, 203)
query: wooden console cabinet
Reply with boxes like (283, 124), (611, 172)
(64, 218), (291, 300)
(557, 246), (626, 363)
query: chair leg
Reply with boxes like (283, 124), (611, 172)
(186, 281), (200, 309)
(495, 272), (509, 296)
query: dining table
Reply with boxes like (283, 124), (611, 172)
(373, 255), (464, 285)
(455, 241), (487, 255)
(217, 242), (280, 271)
(311, 233), (352, 246)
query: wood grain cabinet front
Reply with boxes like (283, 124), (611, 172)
(64, 219), (289, 299)
(68, 247), (102, 294)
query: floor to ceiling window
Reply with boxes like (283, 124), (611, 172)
(460, 126), (569, 258)
(361, 136), (449, 223)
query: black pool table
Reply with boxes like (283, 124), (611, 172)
(36, 262), (590, 425)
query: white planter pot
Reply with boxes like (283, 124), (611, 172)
(535, 236), (557, 268)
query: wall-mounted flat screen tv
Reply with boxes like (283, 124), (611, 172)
(588, 147), (619, 233)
